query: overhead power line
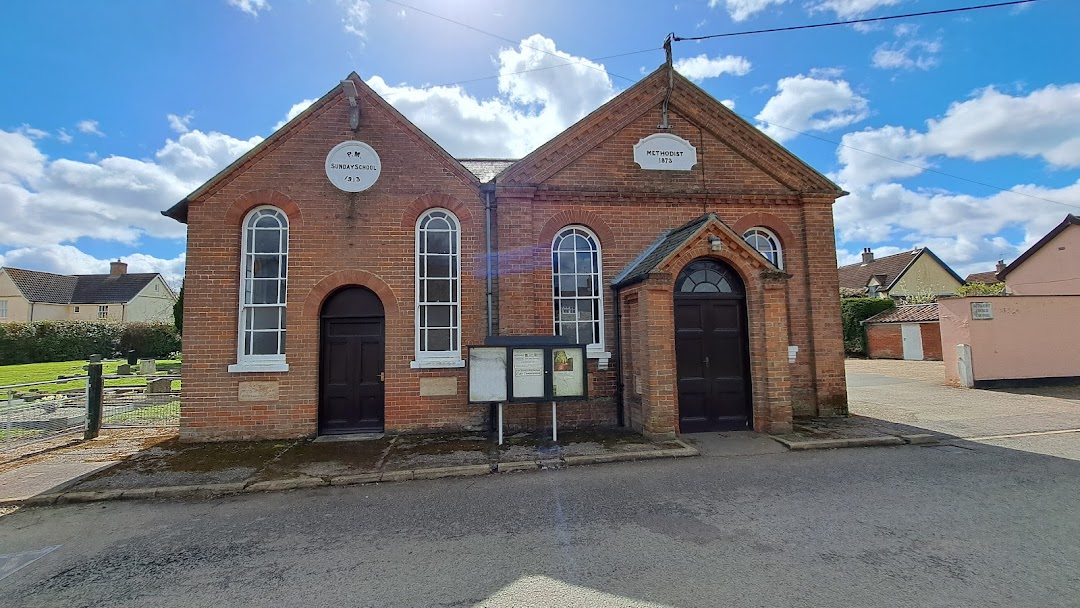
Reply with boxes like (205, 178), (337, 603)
(673, 0), (1039, 42)
(380, 0), (639, 83)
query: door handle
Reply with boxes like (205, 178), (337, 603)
(704, 356), (709, 368)
(378, 372), (385, 382)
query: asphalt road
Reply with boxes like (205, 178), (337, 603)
(2, 433), (1079, 608)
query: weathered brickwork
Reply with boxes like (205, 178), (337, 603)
(176, 68), (848, 441)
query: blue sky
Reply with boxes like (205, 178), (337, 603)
(2, 0), (1078, 286)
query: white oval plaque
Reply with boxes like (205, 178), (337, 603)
(633, 133), (698, 171)
(325, 140), (382, 192)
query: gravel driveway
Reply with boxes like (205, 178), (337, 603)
(846, 359), (1080, 439)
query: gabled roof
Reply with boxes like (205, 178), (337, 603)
(837, 248), (963, 291)
(965, 271), (1001, 285)
(612, 212), (779, 288)
(1, 267), (162, 304)
(863, 303), (938, 324)
(497, 64), (843, 196)
(163, 72), (481, 224)
(458, 159), (517, 183)
(998, 214), (1079, 280)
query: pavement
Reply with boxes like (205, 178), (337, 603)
(3, 358), (1078, 507)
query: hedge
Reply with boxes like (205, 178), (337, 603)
(841, 298), (896, 355)
(0, 321), (180, 365)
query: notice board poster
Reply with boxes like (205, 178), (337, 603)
(552, 347), (585, 398)
(512, 348), (545, 399)
(468, 347), (508, 402)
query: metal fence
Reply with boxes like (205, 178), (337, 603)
(0, 374), (181, 450)
(101, 375), (180, 428)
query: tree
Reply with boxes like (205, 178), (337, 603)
(957, 282), (1006, 296)
(897, 288), (938, 305)
(173, 281), (184, 334)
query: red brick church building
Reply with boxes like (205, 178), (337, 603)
(164, 66), (848, 441)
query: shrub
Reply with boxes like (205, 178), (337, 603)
(0, 321), (180, 365)
(956, 282), (1006, 296)
(841, 298), (896, 355)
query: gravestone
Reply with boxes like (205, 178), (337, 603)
(139, 359), (157, 374)
(116, 364), (132, 375)
(147, 378), (172, 393)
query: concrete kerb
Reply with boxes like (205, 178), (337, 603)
(1, 440), (703, 508)
(770, 434), (942, 451)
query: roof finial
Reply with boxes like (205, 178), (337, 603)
(659, 33), (674, 130)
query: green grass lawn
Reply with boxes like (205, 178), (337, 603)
(0, 359), (181, 396)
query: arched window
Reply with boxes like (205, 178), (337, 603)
(415, 209), (461, 366)
(552, 226), (603, 349)
(675, 259), (744, 295)
(231, 206), (289, 372)
(743, 227), (783, 269)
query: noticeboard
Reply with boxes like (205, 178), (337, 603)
(468, 342), (588, 403)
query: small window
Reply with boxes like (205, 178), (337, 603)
(552, 226), (604, 350)
(74, 306), (80, 313)
(415, 209), (461, 366)
(743, 227), (783, 269)
(0, 300), (7, 319)
(98, 305), (109, 319)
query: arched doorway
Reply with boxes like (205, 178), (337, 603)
(673, 258), (752, 432)
(320, 286), (385, 434)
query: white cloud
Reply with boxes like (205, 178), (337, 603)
(77, 120), (104, 136)
(833, 179), (1080, 276)
(227, 0), (270, 17)
(755, 73), (870, 142)
(837, 83), (1080, 187)
(0, 123), (260, 250)
(56, 129), (73, 143)
(167, 113), (193, 134)
(17, 124), (49, 140)
(0, 246), (186, 289)
(872, 34), (941, 71)
(721, 99), (736, 110)
(274, 99), (317, 130)
(673, 54), (752, 82)
(369, 34), (617, 158)
(811, 0), (905, 19)
(708, 0), (788, 22)
(338, 0), (371, 38)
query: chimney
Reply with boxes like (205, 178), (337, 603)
(861, 248), (874, 264)
(996, 259), (1006, 273)
(110, 259), (127, 278)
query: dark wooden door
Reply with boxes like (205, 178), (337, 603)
(319, 287), (385, 434)
(674, 259), (751, 432)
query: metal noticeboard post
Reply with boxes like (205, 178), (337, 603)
(468, 337), (588, 445)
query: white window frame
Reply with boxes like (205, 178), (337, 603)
(552, 225), (609, 361)
(0, 300), (7, 319)
(412, 208), (464, 369)
(98, 305), (109, 319)
(743, 227), (783, 269)
(229, 206), (289, 373)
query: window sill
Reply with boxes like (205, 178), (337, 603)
(228, 362), (290, 373)
(411, 358), (466, 369)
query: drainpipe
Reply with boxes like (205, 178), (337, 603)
(611, 285), (625, 427)
(482, 183), (497, 434)
(482, 183), (496, 337)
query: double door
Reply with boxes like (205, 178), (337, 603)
(674, 298), (751, 432)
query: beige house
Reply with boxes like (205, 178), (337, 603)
(838, 247), (963, 300)
(0, 261), (176, 324)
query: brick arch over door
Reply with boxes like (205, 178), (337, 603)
(302, 270), (400, 322)
(400, 192), (474, 230)
(223, 189), (304, 229)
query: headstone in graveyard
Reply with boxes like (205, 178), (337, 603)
(147, 378), (172, 394)
(139, 359), (157, 374)
(116, 364), (132, 375)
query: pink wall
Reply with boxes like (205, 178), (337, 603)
(939, 295), (1080, 385)
(1007, 224), (1080, 295)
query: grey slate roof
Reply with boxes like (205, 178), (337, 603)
(863, 303), (939, 324)
(612, 214), (716, 287)
(457, 158), (518, 183)
(2, 267), (160, 304)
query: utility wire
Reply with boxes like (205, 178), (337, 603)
(674, 0), (1038, 42)
(380, 0), (640, 83)
(751, 118), (1078, 210)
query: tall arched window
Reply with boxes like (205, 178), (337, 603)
(415, 209), (461, 366)
(552, 226), (603, 350)
(743, 227), (783, 269)
(231, 206), (289, 372)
